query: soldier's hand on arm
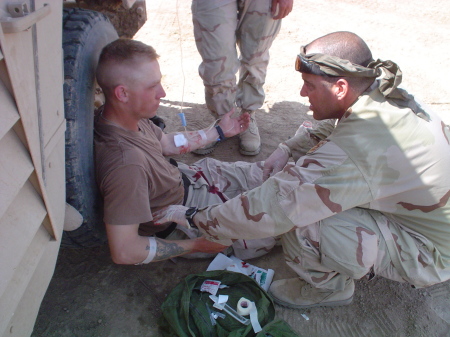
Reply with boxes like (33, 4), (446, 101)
(190, 237), (228, 254)
(151, 237), (226, 261)
(152, 206), (227, 252)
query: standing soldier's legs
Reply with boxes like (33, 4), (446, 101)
(192, 0), (239, 117)
(236, 0), (282, 155)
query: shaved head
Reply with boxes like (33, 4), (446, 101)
(306, 31), (373, 67)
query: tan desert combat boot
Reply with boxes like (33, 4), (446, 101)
(239, 110), (261, 155)
(269, 277), (355, 309)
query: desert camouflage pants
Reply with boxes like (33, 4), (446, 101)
(282, 207), (448, 291)
(192, 0), (282, 115)
(173, 158), (276, 259)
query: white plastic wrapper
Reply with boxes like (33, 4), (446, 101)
(200, 279), (221, 296)
(206, 253), (274, 291)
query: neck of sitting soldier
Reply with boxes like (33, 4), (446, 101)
(100, 105), (141, 132)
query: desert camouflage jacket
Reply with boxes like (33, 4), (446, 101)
(195, 85), (450, 269)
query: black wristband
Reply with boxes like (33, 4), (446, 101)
(185, 207), (198, 227)
(215, 125), (226, 142)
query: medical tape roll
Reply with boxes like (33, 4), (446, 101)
(236, 297), (253, 316)
(237, 297), (262, 333)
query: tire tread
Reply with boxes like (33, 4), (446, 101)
(62, 8), (117, 248)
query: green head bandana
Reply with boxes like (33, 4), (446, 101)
(296, 46), (428, 120)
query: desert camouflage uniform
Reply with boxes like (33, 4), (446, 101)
(194, 82), (450, 290)
(191, 0), (282, 115)
(174, 158), (276, 259)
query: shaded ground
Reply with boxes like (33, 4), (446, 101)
(32, 1), (450, 336)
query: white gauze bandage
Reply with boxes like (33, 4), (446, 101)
(137, 236), (157, 264)
(174, 133), (188, 147)
(198, 130), (207, 143)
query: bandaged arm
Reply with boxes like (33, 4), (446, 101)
(105, 222), (226, 265)
(160, 109), (249, 155)
(161, 127), (218, 155)
(106, 223), (193, 264)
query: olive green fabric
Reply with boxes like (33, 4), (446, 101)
(298, 45), (379, 79)
(255, 319), (302, 337)
(158, 270), (300, 337)
(298, 47), (429, 119)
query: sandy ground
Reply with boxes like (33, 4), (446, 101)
(32, 0), (450, 336)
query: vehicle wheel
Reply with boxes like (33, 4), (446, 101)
(62, 8), (118, 248)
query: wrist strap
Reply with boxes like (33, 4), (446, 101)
(185, 207), (198, 227)
(215, 125), (226, 141)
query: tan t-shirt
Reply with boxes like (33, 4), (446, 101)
(94, 117), (184, 234)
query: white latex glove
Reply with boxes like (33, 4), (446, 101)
(152, 205), (190, 229)
(262, 144), (290, 181)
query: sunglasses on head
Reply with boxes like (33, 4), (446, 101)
(295, 53), (332, 77)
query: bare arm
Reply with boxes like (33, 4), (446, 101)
(159, 109), (249, 156)
(105, 223), (226, 264)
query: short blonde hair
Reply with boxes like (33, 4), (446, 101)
(96, 39), (159, 95)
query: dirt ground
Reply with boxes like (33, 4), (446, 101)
(32, 0), (450, 336)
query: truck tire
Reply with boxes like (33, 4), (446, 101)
(62, 8), (118, 248)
